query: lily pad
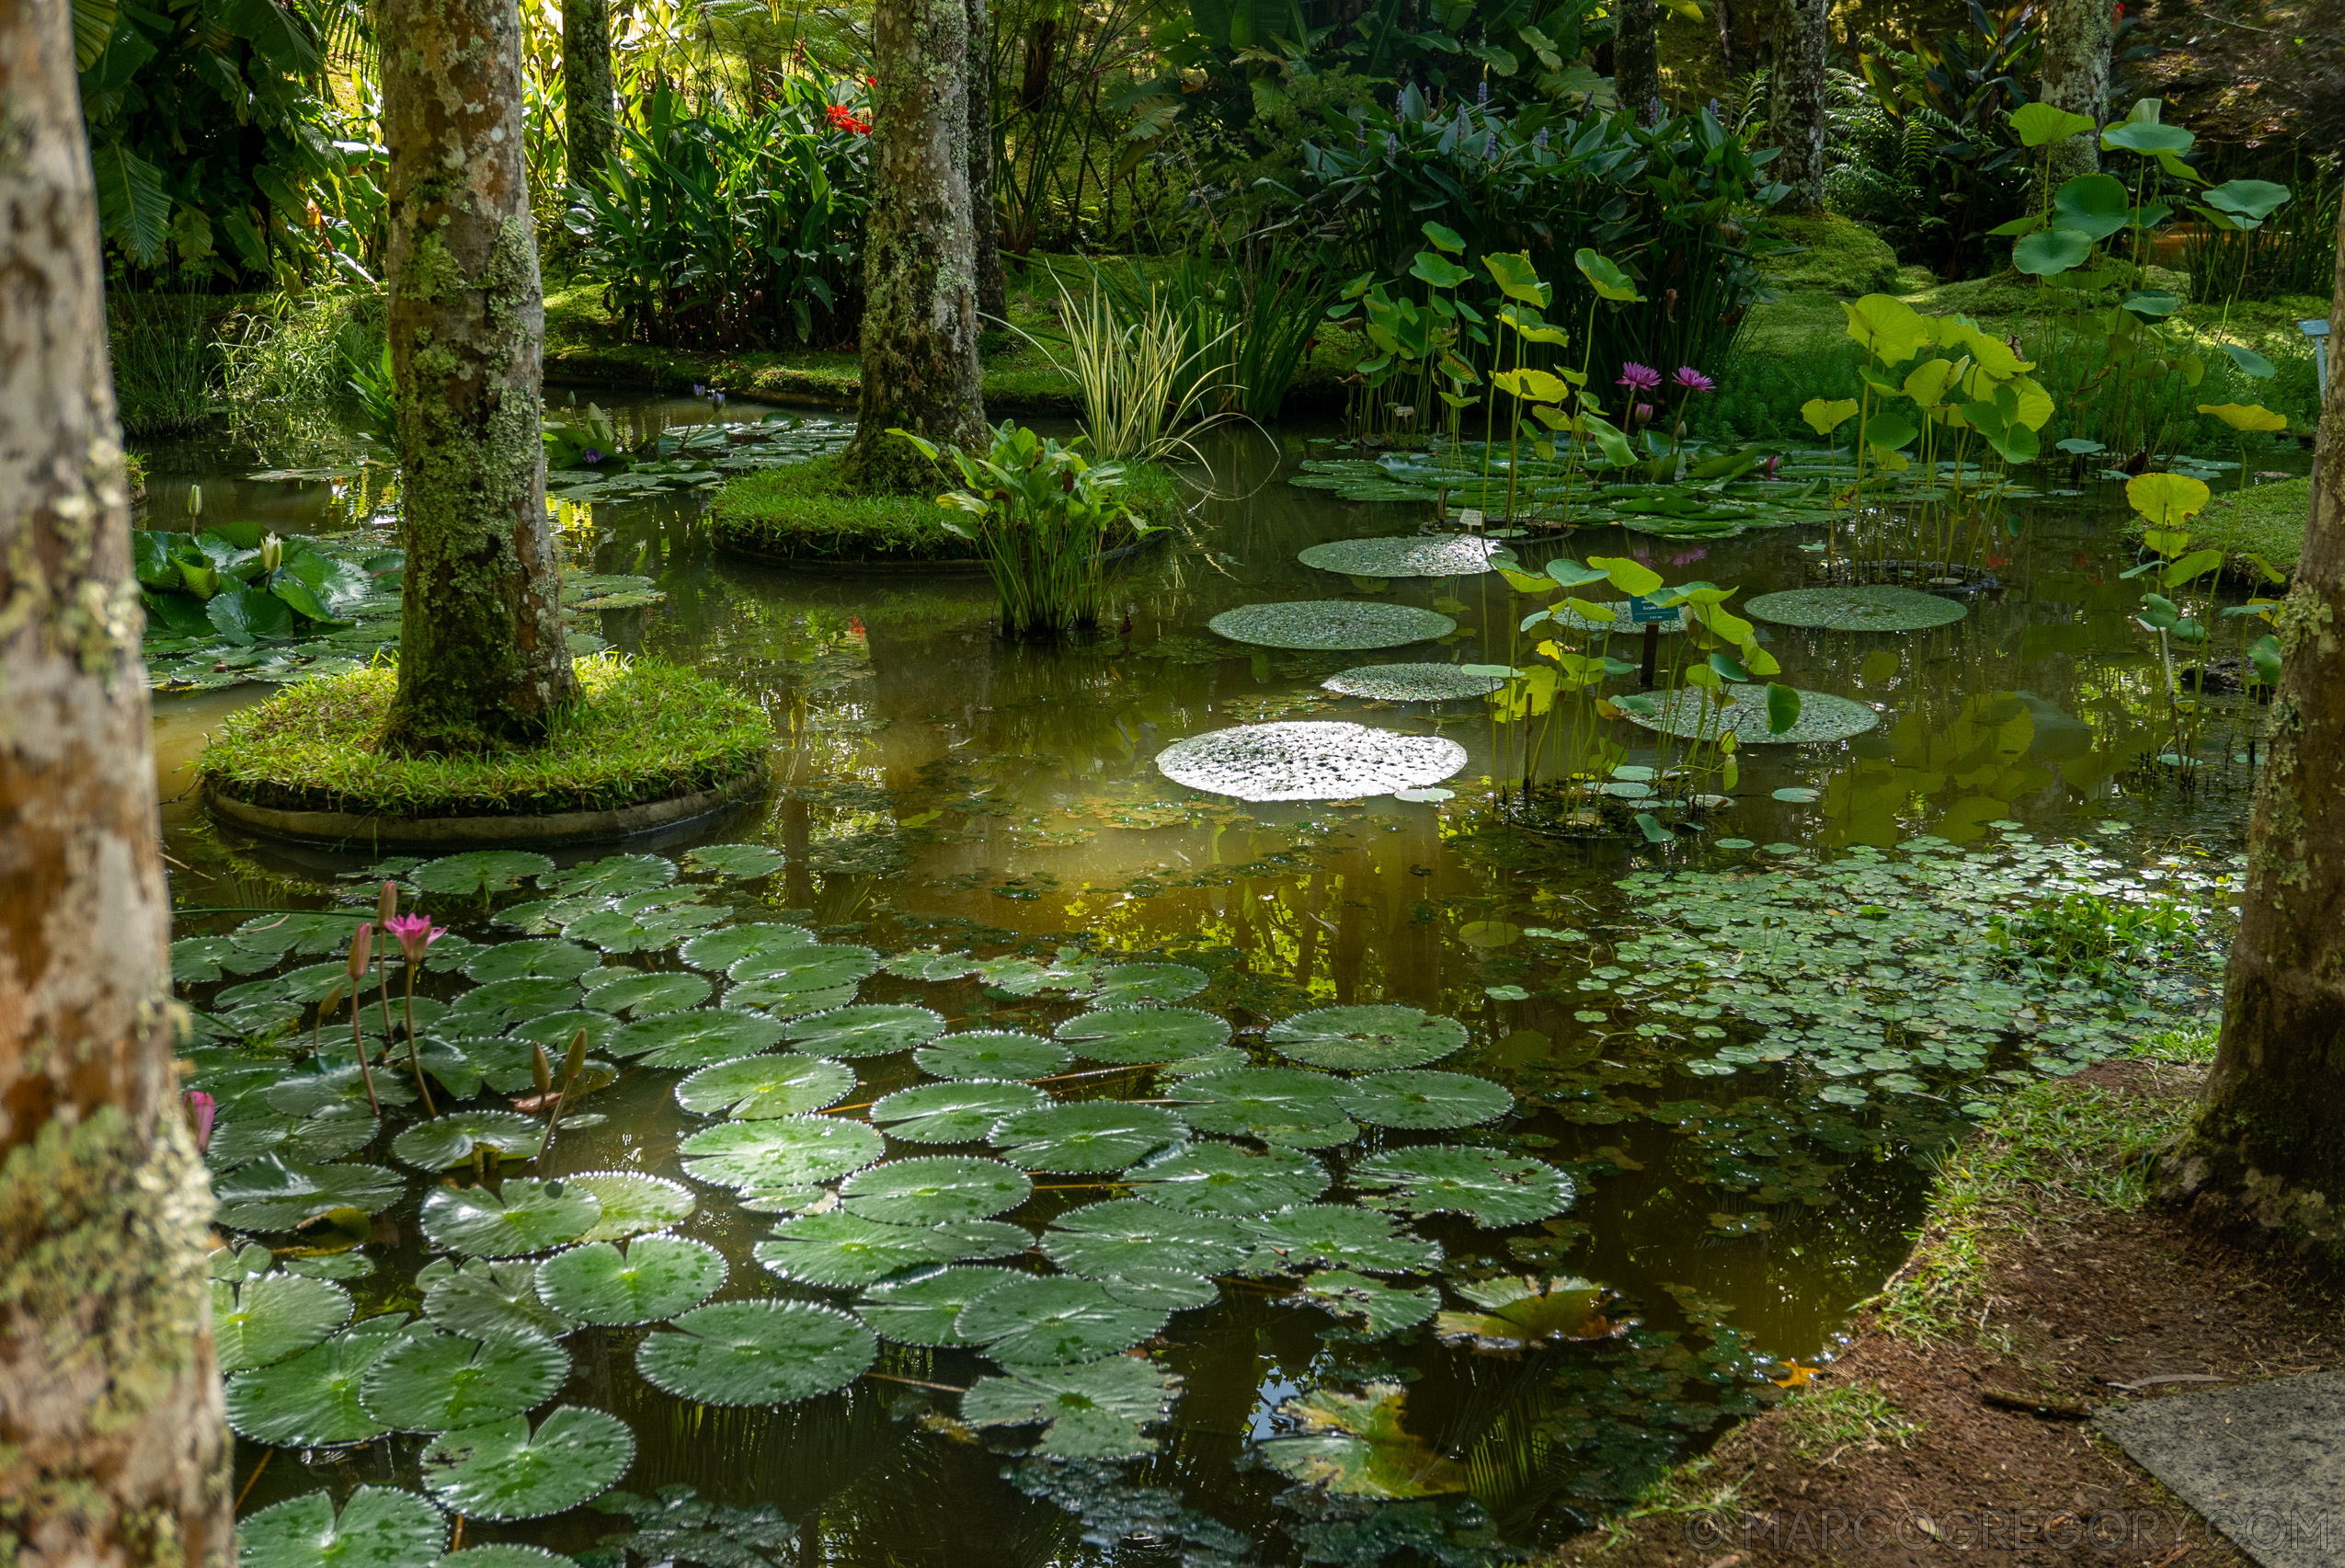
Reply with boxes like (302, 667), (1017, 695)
(727, 944), (876, 990)
(212, 1271), (353, 1372)
(676, 1055), (856, 1119)
(726, 980), (863, 1019)
(463, 941), (601, 983)
(583, 971), (713, 1017)
(1298, 534), (1502, 578)
(855, 1265), (1020, 1347)
(1041, 1198), (1257, 1279)
(1083, 962), (1209, 1005)
(684, 842), (788, 879)
(435, 1549), (579, 1568)
(360, 1330), (570, 1431)
(989, 1101), (1189, 1173)
(534, 1237), (727, 1325)
(422, 1259), (574, 1342)
(955, 1276), (1170, 1365)
(212, 1155), (407, 1231)
(1157, 722), (1468, 804)
(1337, 1070), (1515, 1130)
(262, 1068), (414, 1119)
(421, 1407), (635, 1520)
(1432, 1275), (1630, 1350)
(915, 1031), (1072, 1080)
(1743, 585), (1969, 632)
(635, 1299), (875, 1405)
(1243, 1206), (1443, 1276)
(236, 1485), (446, 1568)
(420, 1179), (601, 1257)
(755, 1211), (1027, 1288)
(871, 1081), (1049, 1143)
(1100, 1266), (1220, 1314)
(1208, 601), (1456, 651)
(961, 1356), (1185, 1459)
(1053, 1007), (1232, 1064)
(1321, 663), (1509, 702)
(1126, 1142), (1330, 1216)
(781, 1004), (947, 1059)
(1285, 1270), (1440, 1339)
(609, 1009), (785, 1069)
(414, 852), (557, 898)
(1261, 1383), (1466, 1498)
(393, 1111), (550, 1171)
(224, 1319), (408, 1446)
(570, 1172), (697, 1242)
(837, 1155), (1033, 1224)
(1167, 1068), (1358, 1148)
(1621, 686), (1879, 745)
(1266, 1005), (1469, 1070)
(543, 853), (678, 898)
(1350, 1145), (1574, 1228)
(678, 923), (818, 974)
(678, 1116), (886, 1190)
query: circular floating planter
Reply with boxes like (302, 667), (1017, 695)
(1744, 585), (1968, 632)
(1622, 687), (1880, 745)
(1207, 601), (1456, 651)
(1321, 664), (1507, 703)
(1297, 534), (1502, 578)
(1155, 721), (1467, 803)
(1545, 600), (1687, 635)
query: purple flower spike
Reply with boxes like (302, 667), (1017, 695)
(1673, 366), (1716, 394)
(1617, 361), (1663, 394)
(1477, 81), (1489, 105)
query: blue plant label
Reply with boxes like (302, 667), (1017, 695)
(1628, 595), (1673, 624)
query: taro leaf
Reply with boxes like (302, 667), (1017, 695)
(677, 1055), (856, 1119)
(755, 1214), (1029, 1288)
(1243, 1206), (1443, 1276)
(463, 941), (600, 983)
(1350, 1146), (1574, 1228)
(729, 944), (876, 990)
(870, 1081), (1049, 1143)
(1432, 1275), (1630, 1350)
(421, 1407), (636, 1520)
(1265, 1005), (1468, 1070)
(360, 1330), (570, 1431)
(213, 1155), (407, 1231)
(1100, 1267), (1219, 1313)
(915, 1031), (1072, 1081)
(1053, 1007), (1232, 1064)
(961, 1356), (1186, 1459)
(414, 853), (557, 898)
(393, 1110), (549, 1171)
(1207, 601), (1456, 651)
(543, 853), (677, 898)
(212, 1271), (352, 1371)
(610, 1009), (784, 1069)
(1082, 963), (1208, 1006)
(420, 1178), (601, 1257)
(635, 1299), (875, 1405)
(1286, 1270), (1440, 1339)
(535, 1237), (727, 1325)
(837, 1155), (1033, 1223)
(1259, 1383), (1467, 1498)
(423, 1259), (574, 1342)
(781, 1004), (947, 1059)
(678, 923), (818, 974)
(1337, 1070), (1515, 1131)
(1126, 1142), (1330, 1216)
(1742, 585), (1966, 632)
(678, 1116), (885, 1190)
(235, 1484), (445, 1568)
(1041, 1198), (1256, 1279)
(223, 1319), (408, 1446)
(855, 1265), (1019, 1347)
(684, 842), (788, 879)
(582, 971), (713, 1017)
(989, 1101), (1188, 1173)
(264, 1067), (415, 1118)
(955, 1276), (1170, 1365)
(570, 1171), (697, 1242)
(1168, 1068), (1358, 1148)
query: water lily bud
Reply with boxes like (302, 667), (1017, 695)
(377, 878), (398, 926)
(261, 533), (283, 572)
(532, 1042), (554, 1097)
(346, 921), (373, 979)
(319, 979), (345, 1015)
(564, 1028), (589, 1084)
(186, 484), (202, 518)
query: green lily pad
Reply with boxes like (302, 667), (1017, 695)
(421, 1407), (635, 1520)
(583, 971), (713, 1017)
(1321, 663), (1510, 702)
(754, 1211), (1022, 1288)
(635, 1299), (875, 1405)
(534, 1237), (727, 1325)
(1432, 1274), (1629, 1349)
(955, 1276), (1171, 1365)
(1156, 722), (1468, 804)
(212, 1271), (353, 1371)
(1298, 534), (1501, 578)
(414, 852), (557, 898)
(435, 1549), (579, 1568)
(262, 1068), (413, 1119)
(1040, 1198), (1257, 1279)
(498, 1013), (615, 1059)
(1350, 1145), (1574, 1228)
(961, 1356), (1186, 1459)
(570, 1172), (696, 1242)
(1208, 601), (1457, 651)
(1260, 1383), (1466, 1498)
(420, 1179), (601, 1257)
(1126, 1142), (1329, 1216)
(728, 944), (876, 990)
(360, 1330), (570, 1431)
(1622, 686), (1879, 745)
(678, 923), (819, 973)
(544, 853), (678, 898)
(989, 1101), (1189, 1173)
(224, 1319), (409, 1446)
(683, 843), (788, 879)
(393, 1111), (549, 1171)
(676, 1055), (856, 1119)
(854, 1265), (1020, 1347)
(1285, 1270), (1440, 1338)
(1100, 1266), (1220, 1314)
(236, 1484), (445, 1568)
(1082, 963), (1208, 1005)
(1243, 1206), (1443, 1275)
(421, 1259), (573, 1342)
(212, 1155), (407, 1231)
(565, 905), (725, 956)
(1265, 1005), (1469, 1070)
(1743, 585), (1969, 632)
(609, 1009), (785, 1069)
(677, 1116), (885, 1190)
(781, 1004), (947, 1058)
(1336, 1070), (1515, 1130)
(870, 1081), (1049, 1143)
(1168, 1068), (1358, 1148)
(914, 1031), (1072, 1080)
(445, 977), (579, 1024)
(837, 1155), (1033, 1224)
(463, 941), (601, 983)
(1051, 1007), (1231, 1064)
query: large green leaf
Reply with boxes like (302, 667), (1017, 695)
(1243, 1206), (1442, 1275)
(676, 1055), (855, 1119)
(2013, 227), (2093, 276)
(1349, 1145), (1574, 1228)
(956, 1276), (1170, 1365)
(544, 853), (677, 898)
(1284, 1270), (1439, 1339)
(2051, 174), (2131, 241)
(1264, 1006), (1468, 1070)
(1126, 1142), (1329, 1216)
(534, 1237), (726, 1325)
(914, 1031), (1071, 1080)
(421, 1259), (574, 1342)
(236, 1484), (445, 1568)
(212, 1155), (406, 1231)
(780, 1003), (946, 1058)
(571, 1171), (695, 1242)
(413, 852), (556, 898)
(420, 1179), (601, 1257)
(212, 1271), (352, 1371)
(463, 941), (601, 983)
(755, 1213), (1029, 1288)
(1081, 963), (1207, 1005)
(581, 970), (711, 1017)
(837, 1155), (1032, 1224)
(393, 1111), (548, 1171)
(1432, 1275), (1629, 1349)
(90, 140), (170, 266)
(223, 1318), (409, 1446)
(360, 1330), (570, 1431)
(989, 1101), (1188, 1173)
(677, 1116), (884, 1190)
(421, 1407), (635, 1520)
(1041, 1198), (1257, 1278)
(870, 1081), (1048, 1143)
(207, 586), (297, 645)
(961, 1356), (1185, 1458)
(854, 1265), (1019, 1346)
(729, 944), (877, 990)
(682, 842), (787, 879)
(1336, 1070), (1514, 1130)
(678, 923), (818, 973)
(1168, 1068), (1357, 1148)
(1053, 1007), (1232, 1064)
(1260, 1383), (1466, 1497)
(635, 1300), (875, 1405)
(71, 0), (119, 71)
(609, 1009), (784, 1069)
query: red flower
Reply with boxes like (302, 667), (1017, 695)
(827, 104), (872, 135)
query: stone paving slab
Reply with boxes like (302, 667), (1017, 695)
(2096, 1370), (2345, 1568)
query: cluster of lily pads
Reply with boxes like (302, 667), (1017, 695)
(186, 842), (1614, 1562)
(543, 414), (852, 507)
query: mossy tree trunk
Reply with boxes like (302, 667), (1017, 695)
(1767, 0), (1829, 212)
(0, 0), (232, 1555)
(967, 0), (1006, 323)
(1614, 0), (1663, 128)
(2038, 0), (2112, 182)
(379, 0), (578, 753)
(2153, 189), (2345, 1263)
(564, 0), (617, 189)
(838, 0), (989, 492)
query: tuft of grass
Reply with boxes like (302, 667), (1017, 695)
(220, 289), (385, 413)
(2130, 1020), (2220, 1064)
(196, 656), (769, 818)
(1765, 212), (1901, 296)
(110, 293), (228, 436)
(1775, 1383), (1925, 1465)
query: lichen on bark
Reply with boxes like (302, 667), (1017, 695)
(2038, 0), (2113, 182)
(563, 0), (617, 189)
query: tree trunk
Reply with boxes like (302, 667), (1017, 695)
(2038, 0), (2112, 182)
(1615, 0), (1664, 127)
(378, 0), (578, 753)
(2152, 188), (2345, 1264)
(564, 0), (617, 188)
(1768, 0), (1829, 212)
(837, 0), (989, 493)
(0, 0), (232, 1554)
(967, 0), (1006, 323)
(1713, 0), (1737, 74)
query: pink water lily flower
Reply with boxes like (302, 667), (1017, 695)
(1673, 366), (1716, 394)
(186, 1090), (216, 1151)
(1617, 361), (1663, 394)
(384, 912), (444, 966)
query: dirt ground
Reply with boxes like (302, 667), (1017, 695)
(1552, 1061), (2344, 1568)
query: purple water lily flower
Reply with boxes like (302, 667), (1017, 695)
(1618, 361), (1663, 394)
(1633, 403), (1655, 424)
(1673, 366), (1716, 394)
(584, 448), (604, 464)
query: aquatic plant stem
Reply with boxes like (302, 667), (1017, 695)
(403, 964), (436, 1116)
(349, 989), (381, 1115)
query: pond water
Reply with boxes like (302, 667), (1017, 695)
(152, 392), (2267, 1568)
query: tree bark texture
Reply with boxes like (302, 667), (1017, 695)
(1614, 0), (1664, 128)
(967, 0), (1006, 323)
(2154, 187), (2345, 1263)
(2038, 0), (2112, 182)
(1767, 0), (1829, 212)
(379, 0), (578, 753)
(0, 0), (232, 1557)
(838, 0), (989, 491)
(562, 0), (617, 188)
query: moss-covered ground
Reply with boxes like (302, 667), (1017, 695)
(2178, 475), (2315, 576)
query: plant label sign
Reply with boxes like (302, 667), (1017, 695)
(1628, 596), (1675, 624)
